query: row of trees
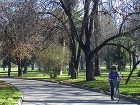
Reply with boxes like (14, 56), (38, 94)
(0, 0), (140, 81)
(49, 0), (140, 81)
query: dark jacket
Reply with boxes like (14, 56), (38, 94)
(109, 70), (119, 80)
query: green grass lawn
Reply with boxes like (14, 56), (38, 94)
(0, 67), (40, 77)
(0, 81), (21, 105)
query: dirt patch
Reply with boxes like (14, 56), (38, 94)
(0, 81), (13, 88)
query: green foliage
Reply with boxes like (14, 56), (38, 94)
(104, 37), (135, 70)
(36, 43), (69, 78)
(104, 46), (129, 70)
(137, 70), (140, 77)
(0, 86), (21, 105)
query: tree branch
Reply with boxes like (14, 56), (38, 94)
(119, 12), (140, 34)
(125, 60), (140, 84)
(58, 0), (86, 51)
(42, 26), (65, 43)
(90, 23), (140, 57)
(38, 11), (72, 40)
(106, 43), (138, 56)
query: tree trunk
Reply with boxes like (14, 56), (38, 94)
(60, 40), (66, 75)
(70, 66), (77, 79)
(80, 55), (84, 70)
(23, 65), (28, 74)
(68, 44), (77, 79)
(23, 59), (28, 74)
(7, 56), (11, 77)
(17, 60), (22, 76)
(8, 62), (11, 77)
(85, 56), (95, 81)
(68, 36), (77, 79)
(126, 60), (140, 84)
(2, 61), (6, 71)
(129, 52), (132, 72)
(69, 56), (77, 79)
(93, 2), (101, 76)
(74, 45), (81, 76)
(94, 53), (101, 76)
(132, 52), (136, 68)
(117, 47), (121, 71)
(38, 63), (41, 71)
(68, 61), (71, 76)
(31, 62), (34, 70)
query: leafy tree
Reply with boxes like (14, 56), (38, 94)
(0, 0), (42, 76)
(104, 45), (129, 71)
(58, 0), (140, 81)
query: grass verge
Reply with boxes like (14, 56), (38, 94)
(0, 81), (21, 105)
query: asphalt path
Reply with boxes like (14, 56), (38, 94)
(0, 78), (138, 105)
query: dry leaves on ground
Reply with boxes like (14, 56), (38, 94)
(0, 81), (13, 88)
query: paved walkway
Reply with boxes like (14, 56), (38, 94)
(0, 78), (138, 105)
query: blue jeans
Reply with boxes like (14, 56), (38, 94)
(110, 80), (114, 97)
(110, 80), (119, 97)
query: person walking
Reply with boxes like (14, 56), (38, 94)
(108, 65), (119, 100)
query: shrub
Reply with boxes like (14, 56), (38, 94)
(36, 43), (69, 78)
